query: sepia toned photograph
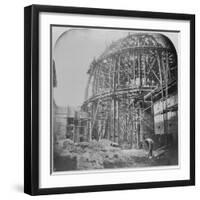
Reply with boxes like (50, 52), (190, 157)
(51, 25), (178, 173)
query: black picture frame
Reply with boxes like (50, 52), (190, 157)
(24, 4), (195, 196)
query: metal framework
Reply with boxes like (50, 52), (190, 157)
(82, 33), (177, 148)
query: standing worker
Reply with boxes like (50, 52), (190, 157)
(144, 136), (154, 159)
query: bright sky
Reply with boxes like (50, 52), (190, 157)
(52, 26), (178, 107)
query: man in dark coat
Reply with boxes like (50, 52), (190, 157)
(144, 137), (154, 159)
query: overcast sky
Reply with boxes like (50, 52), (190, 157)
(52, 26), (178, 107)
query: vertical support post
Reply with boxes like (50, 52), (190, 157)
(138, 52), (141, 87)
(116, 100), (119, 143)
(136, 108), (140, 148)
(89, 118), (92, 141)
(111, 98), (115, 142)
(125, 109), (128, 142)
(139, 104), (143, 148)
(117, 56), (120, 87)
(86, 119), (89, 142)
(130, 119), (133, 149)
(144, 54), (146, 86)
(90, 103), (94, 141)
(151, 93), (155, 135)
(72, 124), (75, 142)
(157, 51), (165, 133)
(107, 102), (110, 140)
(164, 51), (169, 143)
(117, 56), (121, 144)
(96, 66), (100, 94)
(133, 52), (136, 84)
(130, 103), (134, 149)
(112, 57), (118, 143)
(75, 112), (79, 143)
(77, 120), (80, 143)
(92, 70), (96, 96)
(163, 51), (169, 135)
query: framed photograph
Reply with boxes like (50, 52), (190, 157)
(24, 4), (195, 195)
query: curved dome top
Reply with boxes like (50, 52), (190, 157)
(85, 32), (177, 102)
(99, 33), (176, 59)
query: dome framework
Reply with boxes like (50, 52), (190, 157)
(82, 33), (177, 148)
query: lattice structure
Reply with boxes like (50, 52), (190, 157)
(82, 33), (177, 148)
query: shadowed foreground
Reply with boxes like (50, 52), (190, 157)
(53, 139), (178, 172)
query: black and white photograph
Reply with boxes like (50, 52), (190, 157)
(51, 26), (179, 173)
(0, 0), (198, 198)
(23, 4), (195, 195)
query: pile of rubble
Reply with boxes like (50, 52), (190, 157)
(54, 139), (141, 171)
(54, 138), (176, 172)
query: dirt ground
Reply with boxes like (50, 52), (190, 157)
(53, 139), (178, 172)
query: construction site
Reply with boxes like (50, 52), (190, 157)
(53, 32), (178, 172)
